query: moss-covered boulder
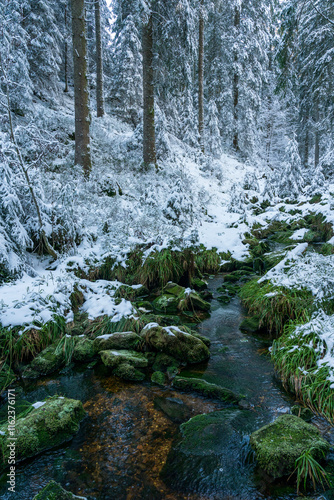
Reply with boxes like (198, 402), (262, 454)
(33, 480), (86, 499)
(30, 344), (65, 375)
(152, 294), (179, 314)
(72, 336), (95, 362)
(191, 278), (208, 291)
(113, 362), (145, 382)
(152, 353), (180, 372)
(172, 376), (241, 403)
(153, 283), (211, 314)
(140, 325), (210, 364)
(114, 284), (149, 301)
(0, 397), (85, 470)
(151, 371), (165, 386)
(239, 316), (261, 333)
(100, 349), (148, 369)
(0, 362), (16, 393)
(93, 331), (142, 352)
(161, 408), (257, 494)
(250, 414), (330, 479)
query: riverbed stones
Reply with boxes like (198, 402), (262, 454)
(33, 480), (86, 499)
(172, 376), (241, 403)
(140, 325), (210, 364)
(29, 344), (65, 375)
(93, 331), (142, 352)
(250, 414), (330, 479)
(0, 397), (85, 470)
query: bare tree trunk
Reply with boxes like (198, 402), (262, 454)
(314, 101), (320, 167)
(304, 113), (309, 168)
(64, 3), (69, 92)
(142, 11), (157, 167)
(198, 0), (204, 153)
(95, 0), (104, 117)
(71, 0), (92, 177)
(233, 5), (240, 152)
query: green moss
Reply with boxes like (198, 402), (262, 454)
(319, 243), (334, 256)
(114, 284), (149, 301)
(30, 344), (65, 375)
(69, 285), (85, 313)
(250, 414), (329, 479)
(93, 332), (143, 352)
(100, 349), (148, 369)
(113, 362), (145, 381)
(151, 371), (165, 386)
(172, 376), (241, 403)
(72, 337), (95, 362)
(152, 353), (179, 372)
(0, 397), (85, 469)
(239, 316), (261, 333)
(33, 480), (85, 499)
(191, 278), (208, 291)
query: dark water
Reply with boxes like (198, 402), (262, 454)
(0, 277), (333, 500)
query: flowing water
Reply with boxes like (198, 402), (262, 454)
(0, 276), (333, 500)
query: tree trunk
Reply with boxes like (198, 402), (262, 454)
(233, 5), (240, 152)
(304, 113), (309, 168)
(64, 4), (69, 93)
(142, 11), (157, 167)
(95, 0), (104, 117)
(314, 101), (320, 167)
(198, 0), (204, 153)
(71, 0), (92, 177)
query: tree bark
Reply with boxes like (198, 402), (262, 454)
(64, 4), (69, 93)
(95, 0), (104, 117)
(71, 0), (92, 177)
(314, 101), (320, 167)
(233, 5), (240, 152)
(142, 11), (157, 167)
(198, 0), (204, 153)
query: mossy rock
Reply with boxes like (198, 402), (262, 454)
(72, 337), (95, 362)
(113, 362), (145, 382)
(152, 353), (180, 372)
(30, 344), (65, 375)
(291, 405), (313, 422)
(191, 278), (208, 291)
(93, 331), (142, 352)
(199, 290), (213, 301)
(154, 396), (191, 422)
(100, 349), (148, 369)
(161, 408), (257, 494)
(224, 273), (240, 283)
(0, 398), (33, 426)
(217, 294), (231, 304)
(239, 316), (261, 333)
(135, 300), (153, 311)
(140, 326), (210, 364)
(190, 332), (211, 348)
(33, 480), (86, 499)
(0, 397), (85, 470)
(152, 294), (179, 314)
(114, 284), (149, 301)
(151, 371), (166, 386)
(250, 414), (330, 479)
(0, 362), (16, 393)
(172, 376), (241, 403)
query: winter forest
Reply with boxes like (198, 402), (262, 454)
(0, 0), (334, 498)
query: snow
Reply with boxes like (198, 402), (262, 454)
(290, 228), (308, 240)
(32, 401), (46, 409)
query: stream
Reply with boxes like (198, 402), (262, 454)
(0, 276), (333, 499)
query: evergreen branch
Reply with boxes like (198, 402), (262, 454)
(310, 1), (334, 27)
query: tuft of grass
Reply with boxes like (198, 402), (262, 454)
(239, 279), (314, 336)
(272, 320), (334, 423)
(55, 335), (76, 365)
(194, 246), (222, 274)
(291, 447), (331, 494)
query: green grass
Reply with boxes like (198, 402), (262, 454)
(239, 278), (314, 336)
(291, 447), (332, 494)
(272, 320), (334, 423)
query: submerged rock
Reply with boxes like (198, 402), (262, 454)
(33, 480), (86, 499)
(239, 316), (261, 334)
(0, 397), (85, 470)
(29, 344), (65, 375)
(140, 325), (210, 364)
(250, 414), (330, 479)
(93, 331), (142, 352)
(161, 408), (257, 494)
(154, 396), (191, 423)
(172, 376), (241, 403)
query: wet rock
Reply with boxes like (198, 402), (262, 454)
(239, 316), (261, 334)
(33, 480), (86, 499)
(72, 337), (95, 362)
(250, 414), (330, 479)
(161, 408), (257, 494)
(191, 278), (208, 291)
(199, 290), (213, 301)
(190, 332), (211, 348)
(113, 362), (145, 382)
(223, 274), (239, 283)
(172, 376), (241, 403)
(140, 325), (210, 364)
(152, 294), (179, 314)
(29, 344), (65, 375)
(100, 349), (148, 369)
(154, 396), (191, 423)
(151, 371), (165, 386)
(153, 283), (211, 314)
(0, 397), (85, 470)
(93, 331), (142, 352)
(0, 362), (16, 393)
(152, 353), (180, 373)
